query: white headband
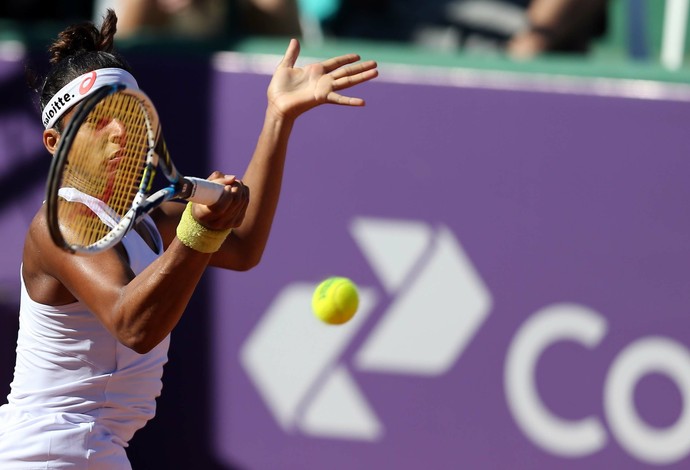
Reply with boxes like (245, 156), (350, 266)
(42, 67), (139, 129)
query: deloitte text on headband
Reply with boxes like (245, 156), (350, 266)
(42, 68), (138, 129)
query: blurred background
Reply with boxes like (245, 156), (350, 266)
(2, 1), (690, 469)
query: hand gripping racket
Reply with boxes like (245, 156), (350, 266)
(46, 83), (224, 254)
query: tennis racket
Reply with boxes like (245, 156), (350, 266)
(46, 83), (225, 254)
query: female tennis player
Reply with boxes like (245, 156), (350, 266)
(0, 9), (377, 469)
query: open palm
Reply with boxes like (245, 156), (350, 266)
(267, 39), (378, 120)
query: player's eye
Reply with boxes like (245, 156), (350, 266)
(85, 116), (113, 131)
(96, 117), (113, 131)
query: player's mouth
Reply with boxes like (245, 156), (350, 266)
(106, 150), (124, 169)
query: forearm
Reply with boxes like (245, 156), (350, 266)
(112, 241), (211, 353)
(210, 107), (295, 269)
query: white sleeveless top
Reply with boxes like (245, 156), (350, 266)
(0, 214), (168, 469)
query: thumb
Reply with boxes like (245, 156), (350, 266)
(278, 38), (300, 69)
(207, 172), (237, 185)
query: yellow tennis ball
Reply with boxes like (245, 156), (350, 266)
(312, 277), (359, 325)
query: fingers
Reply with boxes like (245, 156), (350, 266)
(196, 172), (249, 227)
(206, 172), (245, 196)
(219, 178), (248, 203)
(227, 180), (249, 226)
(330, 59), (378, 81)
(208, 171), (237, 185)
(229, 179), (249, 199)
(321, 53), (362, 74)
(324, 61), (378, 106)
(326, 92), (365, 107)
(327, 60), (378, 106)
(332, 67), (378, 91)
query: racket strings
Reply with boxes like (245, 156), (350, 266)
(57, 92), (151, 247)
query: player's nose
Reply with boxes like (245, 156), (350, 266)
(107, 118), (127, 144)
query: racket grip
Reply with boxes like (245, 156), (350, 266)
(185, 177), (226, 205)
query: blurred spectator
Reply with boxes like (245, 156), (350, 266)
(93, 0), (227, 38)
(507, 0), (609, 59)
(235, 0), (302, 37)
(323, 0), (608, 58)
(93, 0), (301, 39)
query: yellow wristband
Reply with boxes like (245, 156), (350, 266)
(176, 202), (232, 253)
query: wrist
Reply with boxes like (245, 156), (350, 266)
(266, 101), (296, 123)
(264, 105), (296, 137)
(176, 202), (232, 253)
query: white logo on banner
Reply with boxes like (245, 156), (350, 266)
(505, 304), (690, 465)
(239, 217), (492, 440)
(239, 217), (690, 465)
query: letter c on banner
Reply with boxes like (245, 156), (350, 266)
(504, 303), (608, 457)
(79, 71), (97, 95)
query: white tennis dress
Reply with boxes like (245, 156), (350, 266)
(0, 214), (168, 469)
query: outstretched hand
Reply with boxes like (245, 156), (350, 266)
(267, 39), (378, 120)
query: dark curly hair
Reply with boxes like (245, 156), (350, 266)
(37, 9), (133, 130)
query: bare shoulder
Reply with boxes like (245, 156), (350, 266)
(22, 204), (131, 306)
(22, 204), (74, 304)
(24, 204), (53, 264)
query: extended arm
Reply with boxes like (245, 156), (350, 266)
(214, 39), (378, 269)
(155, 39), (378, 270)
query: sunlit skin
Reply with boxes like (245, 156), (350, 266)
(28, 39), (378, 354)
(55, 111), (144, 250)
(94, 116), (137, 209)
(65, 109), (138, 208)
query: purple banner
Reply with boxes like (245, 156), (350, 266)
(0, 58), (46, 296)
(0, 55), (51, 421)
(210, 58), (690, 469)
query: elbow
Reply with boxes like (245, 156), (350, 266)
(235, 251), (263, 272)
(110, 302), (173, 354)
(118, 329), (162, 355)
(123, 337), (159, 355)
(222, 243), (265, 272)
(128, 340), (157, 355)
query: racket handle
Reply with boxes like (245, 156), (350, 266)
(185, 177), (226, 205)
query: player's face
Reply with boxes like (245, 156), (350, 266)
(60, 109), (130, 204)
(52, 96), (146, 210)
(83, 111), (128, 166)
